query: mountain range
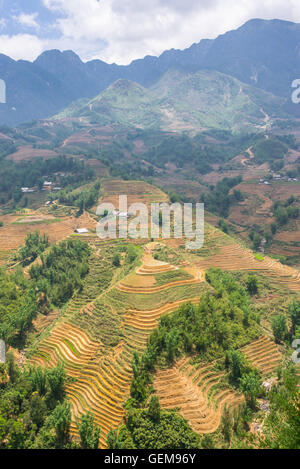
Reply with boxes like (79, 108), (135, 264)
(55, 69), (288, 133)
(0, 18), (299, 126)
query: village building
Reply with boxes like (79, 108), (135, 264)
(21, 187), (35, 193)
(74, 228), (89, 234)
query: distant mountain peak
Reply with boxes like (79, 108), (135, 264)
(0, 18), (299, 126)
(35, 49), (83, 67)
(107, 78), (146, 94)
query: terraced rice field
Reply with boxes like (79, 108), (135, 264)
(155, 335), (283, 436)
(99, 179), (169, 210)
(155, 358), (244, 434)
(197, 242), (300, 291)
(30, 243), (205, 447)
(28, 218), (293, 446)
(242, 336), (282, 375)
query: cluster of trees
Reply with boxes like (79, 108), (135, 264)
(57, 181), (100, 215)
(0, 140), (16, 160)
(218, 218), (230, 234)
(0, 156), (94, 206)
(0, 269), (37, 347)
(0, 357), (101, 449)
(129, 268), (260, 406)
(17, 231), (49, 266)
(262, 365), (300, 449)
(142, 131), (260, 175)
(0, 235), (91, 346)
(271, 300), (300, 343)
(201, 176), (243, 217)
(249, 197), (300, 253)
(112, 245), (139, 267)
(29, 239), (91, 307)
(273, 197), (300, 226)
(252, 137), (289, 165)
(107, 396), (200, 449)
(225, 350), (262, 408)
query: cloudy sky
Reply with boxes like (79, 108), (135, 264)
(0, 0), (299, 64)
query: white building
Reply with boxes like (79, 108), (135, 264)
(74, 228), (89, 234)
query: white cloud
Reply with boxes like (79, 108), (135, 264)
(0, 34), (43, 61)
(41, 0), (300, 64)
(13, 13), (40, 30)
(2, 0), (300, 63)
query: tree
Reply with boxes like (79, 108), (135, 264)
(165, 330), (179, 364)
(112, 253), (121, 267)
(272, 315), (288, 343)
(46, 363), (66, 406)
(240, 372), (261, 408)
(107, 428), (124, 449)
(274, 206), (288, 225)
(270, 223), (277, 235)
(30, 393), (48, 428)
(246, 275), (258, 295)
(6, 351), (18, 384)
(289, 301), (300, 337)
(126, 245), (137, 263)
(225, 350), (247, 382)
(252, 233), (261, 251)
(148, 396), (161, 423)
(77, 412), (101, 449)
(50, 401), (71, 448)
(7, 420), (26, 449)
(221, 405), (232, 443)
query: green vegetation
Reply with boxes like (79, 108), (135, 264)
(29, 239), (91, 307)
(57, 181), (100, 215)
(77, 413), (101, 450)
(0, 357), (101, 449)
(107, 399), (200, 449)
(246, 275), (259, 295)
(289, 301), (300, 340)
(271, 315), (288, 343)
(272, 198), (300, 227)
(262, 365), (300, 449)
(200, 176), (243, 217)
(0, 270), (37, 347)
(0, 156), (94, 206)
(0, 358), (69, 449)
(59, 69), (286, 133)
(129, 269), (260, 407)
(17, 231), (49, 266)
(252, 137), (289, 165)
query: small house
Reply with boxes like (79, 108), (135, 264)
(43, 181), (53, 191)
(74, 228), (89, 234)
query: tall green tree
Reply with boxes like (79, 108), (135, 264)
(272, 315), (288, 343)
(77, 413), (101, 449)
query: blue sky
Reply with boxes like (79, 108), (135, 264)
(0, 0), (64, 38)
(0, 0), (299, 64)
